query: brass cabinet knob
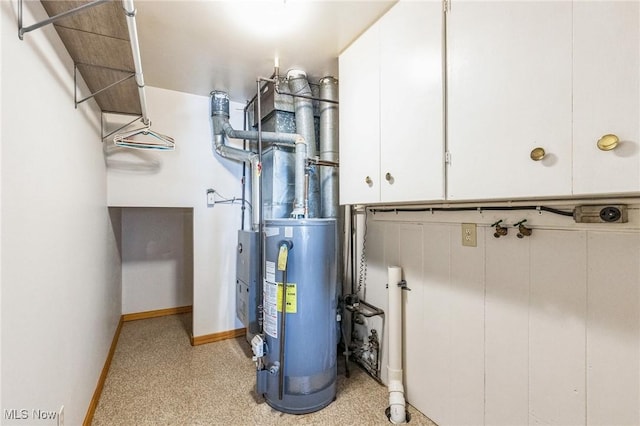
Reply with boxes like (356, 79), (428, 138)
(385, 172), (392, 181)
(530, 147), (546, 161)
(365, 176), (372, 185)
(597, 134), (619, 151)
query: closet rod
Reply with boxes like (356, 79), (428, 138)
(122, 0), (149, 125)
(18, 0), (110, 40)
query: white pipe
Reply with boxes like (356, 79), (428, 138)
(122, 0), (149, 125)
(387, 266), (406, 424)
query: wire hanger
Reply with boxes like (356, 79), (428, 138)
(113, 120), (175, 151)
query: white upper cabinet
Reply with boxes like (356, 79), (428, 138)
(339, 0), (444, 205)
(339, 22), (381, 205)
(572, 1), (640, 196)
(341, 0), (638, 205)
(447, 1), (573, 200)
(379, 1), (444, 203)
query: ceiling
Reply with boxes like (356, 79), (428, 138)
(133, 0), (396, 103)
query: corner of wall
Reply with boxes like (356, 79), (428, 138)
(1, 1), (122, 423)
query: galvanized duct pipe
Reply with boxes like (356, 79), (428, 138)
(319, 77), (342, 349)
(287, 70), (320, 218)
(292, 140), (308, 218)
(210, 91), (308, 226)
(319, 76), (339, 218)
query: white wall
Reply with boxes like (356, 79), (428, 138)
(0, 0), (4, 411)
(361, 205), (640, 426)
(107, 86), (246, 337)
(121, 207), (193, 314)
(1, 1), (122, 425)
(0, 0), (4, 412)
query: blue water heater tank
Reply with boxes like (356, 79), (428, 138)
(260, 218), (337, 413)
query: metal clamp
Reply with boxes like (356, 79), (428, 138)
(398, 280), (411, 291)
(387, 280), (411, 291)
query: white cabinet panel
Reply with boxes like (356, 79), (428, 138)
(418, 224), (452, 425)
(573, 1), (640, 195)
(448, 226), (485, 425)
(529, 231), (587, 425)
(485, 234), (530, 425)
(401, 223), (485, 426)
(380, 0), (444, 202)
(339, 24), (380, 205)
(339, 0), (444, 205)
(343, 0), (638, 204)
(587, 232), (640, 426)
(365, 216), (639, 426)
(447, 1), (572, 200)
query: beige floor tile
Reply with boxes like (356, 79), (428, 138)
(92, 314), (436, 426)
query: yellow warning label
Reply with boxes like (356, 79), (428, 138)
(277, 283), (297, 313)
(277, 245), (289, 271)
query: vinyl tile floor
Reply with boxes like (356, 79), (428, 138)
(92, 314), (437, 426)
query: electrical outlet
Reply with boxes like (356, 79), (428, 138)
(58, 405), (64, 426)
(574, 205), (627, 223)
(461, 223), (477, 247)
(206, 189), (215, 206)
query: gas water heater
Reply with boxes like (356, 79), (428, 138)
(211, 71), (340, 415)
(256, 218), (337, 413)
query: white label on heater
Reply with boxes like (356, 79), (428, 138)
(264, 280), (278, 338)
(284, 227), (293, 238)
(266, 261), (275, 275)
(265, 227), (280, 237)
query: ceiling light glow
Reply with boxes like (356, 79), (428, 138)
(223, 1), (309, 39)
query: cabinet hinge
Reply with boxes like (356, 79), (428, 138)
(445, 151), (451, 165)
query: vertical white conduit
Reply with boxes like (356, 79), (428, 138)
(388, 265), (407, 424)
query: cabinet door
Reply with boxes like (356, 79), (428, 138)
(379, 1), (444, 203)
(339, 24), (380, 205)
(447, 1), (572, 200)
(573, 1), (640, 195)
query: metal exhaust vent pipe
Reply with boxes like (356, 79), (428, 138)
(287, 70), (320, 218)
(319, 76), (339, 219)
(210, 91), (308, 225)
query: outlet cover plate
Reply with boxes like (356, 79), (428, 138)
(574, 204), (628, 223)
(462, 223), (477, 247)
